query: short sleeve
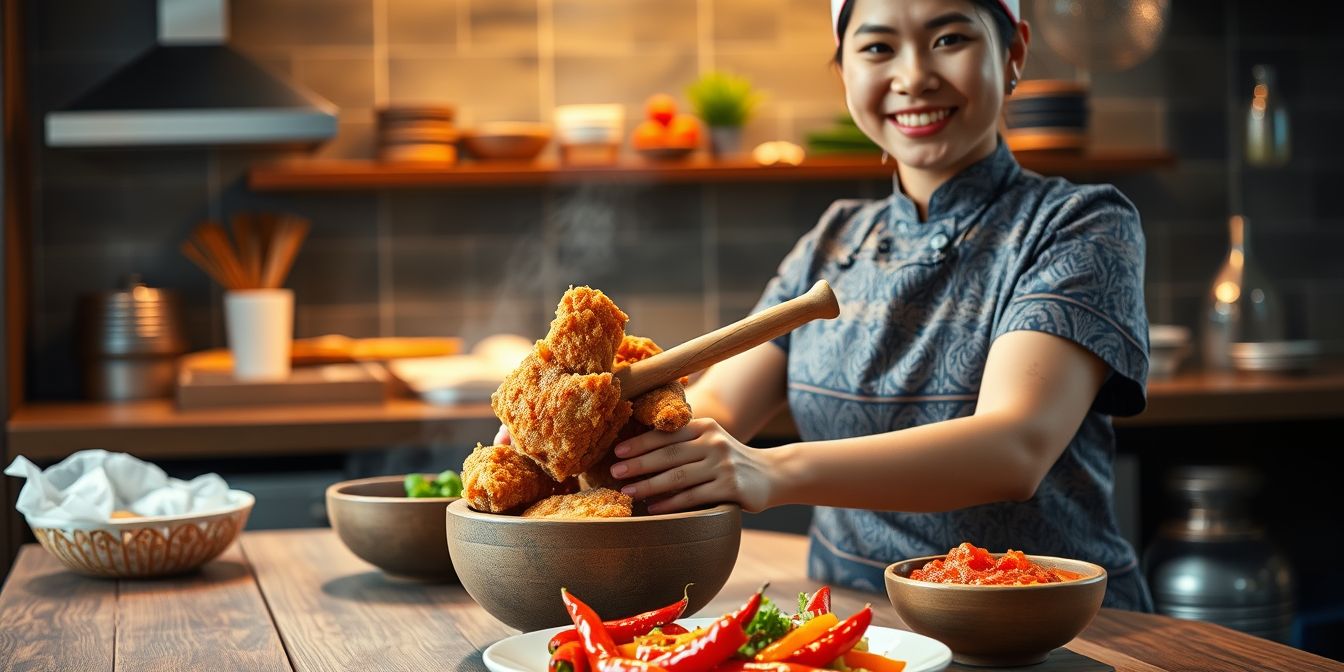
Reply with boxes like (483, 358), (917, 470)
(993, 185), (1150, 417)
(749, 201), (855, 353)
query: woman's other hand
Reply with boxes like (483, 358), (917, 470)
(609, 418), (776, 514)
(493, 424), (511, 445)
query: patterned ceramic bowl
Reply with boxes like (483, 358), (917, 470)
(26, 490), (254, 578)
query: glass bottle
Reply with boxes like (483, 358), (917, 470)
(1246, 65), (1290, 168)
(1202, 216), (1287, 369)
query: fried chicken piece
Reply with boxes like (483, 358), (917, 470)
(545, 286), (628, 375)
(614, 335), (693, 431)
(581, 335), (694, 490)
(614, 335), (661, 368)
(491, 347), (632, 482)
(631, 380), (693, 431)
(462, 443), (575, 514)
(522, 487), (633, 519)
(581, 420), (646, 491)
(613, 335), (690, 386)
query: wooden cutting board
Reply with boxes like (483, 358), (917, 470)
(176, 362), (389, 409)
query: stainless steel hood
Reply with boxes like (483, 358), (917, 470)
(45, 0), (338, 147)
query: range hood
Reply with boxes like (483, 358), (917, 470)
(45, 0), (338, 147)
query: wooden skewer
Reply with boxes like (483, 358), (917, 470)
(614, 279), (840, 400)
(179, 240), (232, 289)
(256, 212), (279, 287)
(182, 213), (310, 291)
(232, 213), (262, 289)
(262, 216), (310, 289)
(193, 221), (249, 290)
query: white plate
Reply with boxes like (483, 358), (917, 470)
(483, 617), (951, 672)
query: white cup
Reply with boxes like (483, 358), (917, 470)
(224, 289), (293, 381)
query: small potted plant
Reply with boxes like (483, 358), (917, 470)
(686, 70), (761, 159)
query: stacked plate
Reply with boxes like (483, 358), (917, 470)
(378, 105), (459, 164)
(1228, 341), (1320, 373)
(1149, 325), (1192, 379)
(1004, 80), (1089, 152)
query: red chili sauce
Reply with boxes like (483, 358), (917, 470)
(909, 542), (1082, 585)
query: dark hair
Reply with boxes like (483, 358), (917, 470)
(833, 0), (1016, 64)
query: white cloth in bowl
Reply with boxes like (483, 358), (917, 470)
(4, 449), (233, 526)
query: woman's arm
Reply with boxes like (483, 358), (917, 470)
(612, 330), (1109, 513)
(684, 341), (789, 442)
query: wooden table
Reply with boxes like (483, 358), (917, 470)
(0, 529), (1337, 672)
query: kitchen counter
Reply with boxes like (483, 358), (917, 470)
(7, 363), (1343, 461)
(6, 364), (1344, 581)
(1, 528), (1338, 671)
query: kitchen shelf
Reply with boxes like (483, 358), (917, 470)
(247, 150), (1175, 191)
(7, 362), (1342, 461)
(5, 398), (495, 461)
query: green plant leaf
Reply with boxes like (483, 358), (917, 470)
(686, 70), (762, 127)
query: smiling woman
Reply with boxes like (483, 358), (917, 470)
(593, 0), (1156, 614)
(833, 0), (1028, 218)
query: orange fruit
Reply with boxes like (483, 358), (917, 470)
(632, 119), (668, 149)
(666, 114), (701, 148)
(646, 94), (677, 127)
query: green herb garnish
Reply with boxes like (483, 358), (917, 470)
(738, 597), (792, 658)
(404, 470), (463, 498)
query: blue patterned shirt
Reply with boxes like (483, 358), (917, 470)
(751, 140), (1153, 611)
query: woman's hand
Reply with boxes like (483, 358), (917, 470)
(609, 418), (776, 514)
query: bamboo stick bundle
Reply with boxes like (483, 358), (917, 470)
(181, 213), (310, 290)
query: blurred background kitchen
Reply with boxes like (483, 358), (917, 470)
(2, 0), (1342, 661)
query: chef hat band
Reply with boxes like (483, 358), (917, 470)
(831, 0), (1020, 44)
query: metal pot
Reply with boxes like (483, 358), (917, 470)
(1143, 465), (1296, 643)
(77, 275), (187, 401)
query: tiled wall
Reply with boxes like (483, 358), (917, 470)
(22, 0), (1344, 400)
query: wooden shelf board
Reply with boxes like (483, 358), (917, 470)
(6, 398), (495, 460)
(248, 150), (1175, 191)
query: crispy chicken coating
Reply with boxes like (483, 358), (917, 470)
(522, 487), (633, 519)
(491, 347), (632, 482)
(581, 420), (646, 491)
(631, 380), (693, 431)
(544, 286), (628, 375)
(462, 443), (575, 514)
(614, 335), (662, 368)
(582, 335), (693, 490)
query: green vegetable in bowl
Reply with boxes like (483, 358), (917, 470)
(404, 470), (463, 498)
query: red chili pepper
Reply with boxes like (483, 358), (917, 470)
(551, 586), (694, 652)
(595, 657), (671, 672)
(551, 641), (591, 672)
(782, 605), (872, 668)
(649, 613), (748, 672)
(733, 582), (769, 628)
(658, 623), (689, 636)
(802, 586), (830, 616)
(562, 588), (620, 667)
(712, 661), (824, 672)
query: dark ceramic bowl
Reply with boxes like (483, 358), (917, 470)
(326, 475), (459, 582)
(446, 499), (741, 631)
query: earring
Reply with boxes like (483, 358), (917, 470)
(1008, 77), (1018, 94)
(881, 151), (890, 165)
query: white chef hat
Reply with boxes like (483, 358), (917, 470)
(831, 0), (1020, 43)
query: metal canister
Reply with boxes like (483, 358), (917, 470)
(1143, 465), (1296, 643)
(77, 275), (187, 400)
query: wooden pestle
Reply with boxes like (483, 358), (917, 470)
(615, 279), (840, 400)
